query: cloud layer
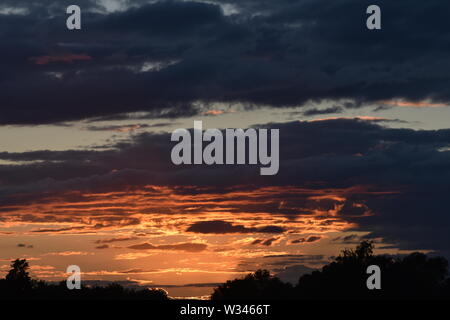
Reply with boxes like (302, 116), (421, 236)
(1, 0), (449, 124)
(1, 118), (450, 255)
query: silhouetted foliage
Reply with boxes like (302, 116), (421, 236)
(3, 259), (32, 293)
(6, 259), (31, 282)
(4, 241), (450, 300)
(211, 269), (293, 300)
(212, 241), (450, 300)
(296, 241), (449, 299)
(0, 259), (168, 300)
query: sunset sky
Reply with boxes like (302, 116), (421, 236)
(1, 0), (450, 298)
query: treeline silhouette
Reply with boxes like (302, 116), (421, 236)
(0, 259), (168, 300)
(2, 241), (450, 300)
(211, 241), (450, 300)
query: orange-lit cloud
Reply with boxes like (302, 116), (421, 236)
(0, 184), (399, 298)
(0, 185), (389, 239)
(380, 100), (448, 108)
(44, 251), (93, 256)
(201, 109), (236, 116)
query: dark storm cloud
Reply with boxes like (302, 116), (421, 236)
(127, 242), (208, 252)
(17, 243), (33, 248)
(2, 118), (450, 191)
(95, 236), (139, 244)
(31, 226), (86, 233)
(332, 234), (364, 244)
(17, 243), (34, 249)
(2, 117), (448, 191)
(186, 220), (285, 234)
(1, 117), (450, 191)
(1, 0), (450, 124)
(251, 237), (280, 246)
(291, 236), (322, 244)
(95, 244), (109, 249)
(99, 1), (225, 35)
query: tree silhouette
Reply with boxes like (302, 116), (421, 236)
(211, 269), (293, 300)
(338, 240), (374, 262)
(3, 242), (450, 300)
(212, 241), (450, 300)
(4, 259), (32, 293)
(296, 241), (449, 299)
(6, 259), (31, 282)
(0, 259), (168, 300)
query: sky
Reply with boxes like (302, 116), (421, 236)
(1, 0), (450, 298)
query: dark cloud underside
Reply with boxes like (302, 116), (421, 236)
(0, 0), (449, 124)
